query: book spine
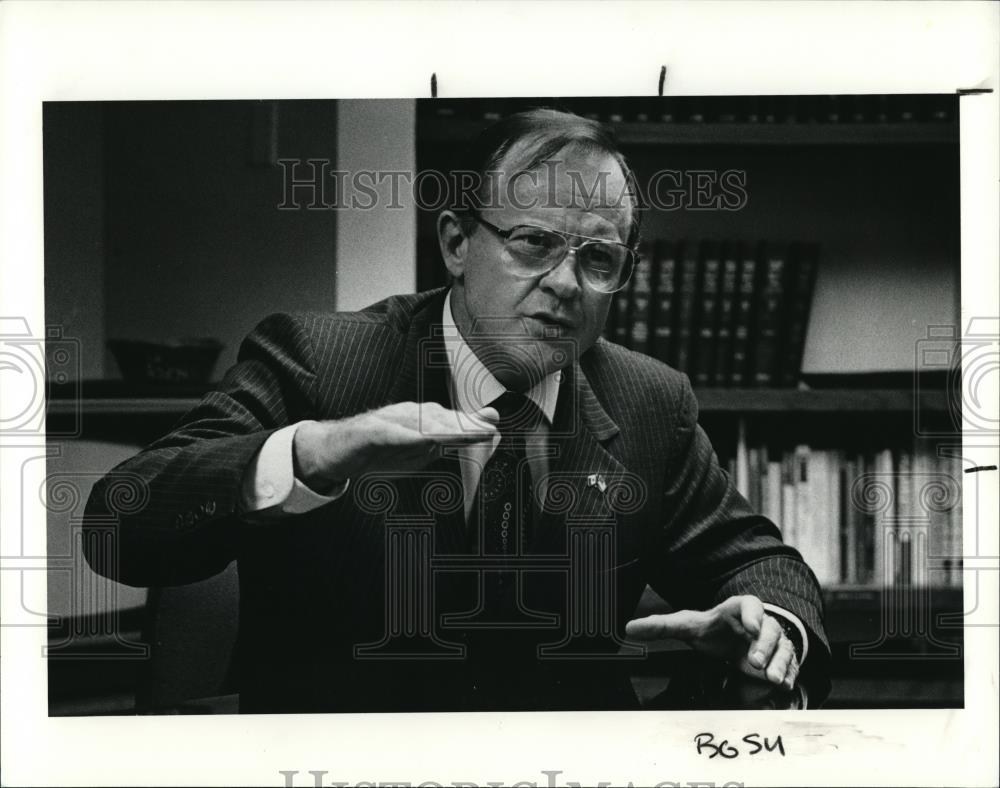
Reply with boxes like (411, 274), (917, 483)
(808, 449), (834, 585)
(936, 445), (954, 588)
(747, 445), (762, 512)
(692, 241), (721, 387)
(897, 447), (913, 587)
(765, 457), (783, 531)
(778, 242), (819, 387)
(793, 444), (812, 561)
(629, 243), (653, 356)
(843, 455), (859, 585)
(651, 240), (677, 366)
(873, 447), (895, 588)
(838, 459), (849, 584)
(829, 449), (844, 585)
(750, 245), (787, 387)
(913, 440), (934, 588)
(729, 245), (758, 386)
(948, 452), (963, 588)
(611, 286), (631, 348)
(673, 242), (700, 374)
(781, 451), (797, 550)
(734, 417), (750, 502)
(860, 450), (877, 586)
(713, 248), (739, 386)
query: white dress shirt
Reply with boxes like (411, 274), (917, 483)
(239, 291), (808, 665)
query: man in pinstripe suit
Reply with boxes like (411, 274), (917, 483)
(84, 109), (830, 712)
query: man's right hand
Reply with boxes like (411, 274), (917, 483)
(292, 402), (499, 492)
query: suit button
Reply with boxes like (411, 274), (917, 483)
(261, 483), (275, 499)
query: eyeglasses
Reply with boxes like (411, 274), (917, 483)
(469, 213), (636, 294)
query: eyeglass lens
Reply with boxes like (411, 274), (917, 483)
(501, 226), (631, 292)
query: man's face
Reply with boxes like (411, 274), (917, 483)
(445, 145), (633, 390)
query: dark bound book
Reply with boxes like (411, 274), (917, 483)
(650, 240), (678, 366)
(729, 242), (759, 386)
(713, 243), (740, 386)
(692, 241), (722, 386)
(628, 242), (653, 356)
(750, 244), (788, 387)
(778, 242), (820, 387)
(673, 241), (700, 374)
(611, 283), (631, 348)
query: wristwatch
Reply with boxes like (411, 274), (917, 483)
(766, 612), (804, 662)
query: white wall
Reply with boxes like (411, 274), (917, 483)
(633, 144), (959, 373)
(335, 99), (417, 310)
(102, 101), (340, 376)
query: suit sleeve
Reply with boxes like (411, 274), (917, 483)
(82, 313), (319, 588)
(648, 377), (832, 700)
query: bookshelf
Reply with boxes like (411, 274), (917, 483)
(415, 96), (963, 702)
(692, 387), (947, 413)
(420, 118), (958, 147)
(47, 396), (202, 417)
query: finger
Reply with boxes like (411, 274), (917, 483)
(424, 408), (498, 441)
(625, 610), (706, 642)
(374, 403), (490, 436)
(784, 655), (801, 690)
(475, 407), (499, 423)
(738, 595), (766, 639)
(763, 635), (795, 686)
(371, 419), (490, 455)
(746, 614), (782, 670)
(402, 421), (493, 445)
(429, 428), (497, 446)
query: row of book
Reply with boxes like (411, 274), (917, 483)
(606, 240), (819, 388)
(422, 95), (955, 126)
(727, 439), (964, 589)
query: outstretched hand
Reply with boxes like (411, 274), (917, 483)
(293, 401), (499, 491)
(625, 595), (800, 689)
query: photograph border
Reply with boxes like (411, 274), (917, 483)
(1, 2), (997, 786)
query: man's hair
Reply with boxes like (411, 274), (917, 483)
(450, 108), (642, 249)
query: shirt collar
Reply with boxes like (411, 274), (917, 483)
(442, 289), (560, 423)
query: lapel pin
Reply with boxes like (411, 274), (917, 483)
(587, 473), (608, 493)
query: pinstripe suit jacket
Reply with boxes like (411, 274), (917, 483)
(84, 287), (830, 711)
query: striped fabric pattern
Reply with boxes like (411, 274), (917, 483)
(84, 287), (831, 709)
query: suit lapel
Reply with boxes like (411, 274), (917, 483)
(381, 295), (634, 561)
(384, 291), (469, 556)
(529, 360), (630, 557)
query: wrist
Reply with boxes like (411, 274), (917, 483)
(293, 421), (348, 493)
(766, 612), (804, 663)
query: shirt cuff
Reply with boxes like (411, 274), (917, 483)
(241, 421), (349, 517)
(761, 602), (810, 664)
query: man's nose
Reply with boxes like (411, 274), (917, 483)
(539, 248), (583, 298)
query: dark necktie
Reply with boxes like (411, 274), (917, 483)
(471, 391), (543, 599)
(461, 392), (548, 701)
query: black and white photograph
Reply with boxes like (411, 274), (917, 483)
(1, 2), (997, 787)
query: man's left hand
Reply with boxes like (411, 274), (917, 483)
(625, 595), (800, 690)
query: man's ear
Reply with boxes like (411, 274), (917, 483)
(437, 210), (470, 280)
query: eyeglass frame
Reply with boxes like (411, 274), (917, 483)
(465, 211), (637, 294)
